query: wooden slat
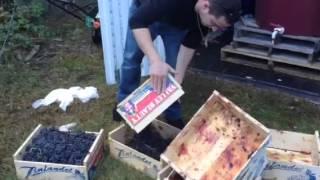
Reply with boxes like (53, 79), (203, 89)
(312, 131), (320, 165)
(267, 148), (313, 165)
(83, 129), (105, 167)
(221, 47), (320, 81)
(268, 129), (314, 152)
(274, 66), (320, 81)
(221, 55), (269, 70)
(234, 37), (315, 55)
(223, 45), (320, 70)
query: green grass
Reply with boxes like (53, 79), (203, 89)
(0, 20), (319, 180)
(181, 73), (320, 133)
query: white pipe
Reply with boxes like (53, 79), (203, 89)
(98, 0), (166, 84)
(97, 0), (117, 84)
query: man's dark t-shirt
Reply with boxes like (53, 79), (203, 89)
(129, 0), (207, 49)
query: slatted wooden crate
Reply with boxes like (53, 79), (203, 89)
(221, 45), (320, 81)
(160, 91), (271, 180)
(158, 149), (268, 180)
(262, 129), (320, 179)
(13, 124), (105, 180)
(233, 22), (320, 62)
(109, 120), (180, 179)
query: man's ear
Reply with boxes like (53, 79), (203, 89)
(201, 0), (210, 13)
(196, 0), (210, 13)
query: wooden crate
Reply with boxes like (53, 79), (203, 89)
(108, 120), (180, 179)
(233, 22), (320, 62)
(161, 91), (271, 180)
(13, 124), (105, 180)
(221, 45), (320, 81)
(158, 149), (268, 180)
(117, 75), (184, 133)
(262, 129), (320, 179)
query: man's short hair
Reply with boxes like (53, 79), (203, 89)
(209, 0), (242, 24)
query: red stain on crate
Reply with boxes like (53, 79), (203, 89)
(178, 143), (188, 157)
(196, 119), (208, 135)
(225, 147), (234, 169)
(204, 132), (219, 145)
(195, 119), (220, 145)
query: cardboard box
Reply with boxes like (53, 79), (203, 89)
(13, 124), (105, 180)
(237, 148), (268, 180)
(117, 75), (184, 133)
(262, 129), (320, 180)
(161, 91), (271, 180)
(109, 120), (180, 179)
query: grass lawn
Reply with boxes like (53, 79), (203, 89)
(0, 20), (319, 180)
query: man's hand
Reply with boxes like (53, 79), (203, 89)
(150, 60), (175, 93)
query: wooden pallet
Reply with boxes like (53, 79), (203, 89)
(221, 45), (320, 81)
(233, 22), (320, 62)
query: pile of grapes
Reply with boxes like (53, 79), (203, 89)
(22, 127), (96, 165)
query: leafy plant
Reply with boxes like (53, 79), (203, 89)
(0, 0), (49, 64)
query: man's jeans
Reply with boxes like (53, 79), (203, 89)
(117, 1), (187, 121)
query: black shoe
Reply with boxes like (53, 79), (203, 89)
(166, 118), (185, 129)
(112, 105), (123, 122)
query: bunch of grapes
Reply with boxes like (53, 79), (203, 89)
(22, 127), (96, 165)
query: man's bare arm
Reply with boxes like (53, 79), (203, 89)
(133, 28), (174, 93)
(175, 45), (196, 84)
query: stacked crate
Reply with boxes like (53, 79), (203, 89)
(221, 22), (320, 81)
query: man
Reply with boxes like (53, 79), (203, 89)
(113, 0), (241, 128)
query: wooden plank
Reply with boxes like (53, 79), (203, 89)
(267, 148), (313, 165)
(312, 131), (320, 166)
(274, 66), (320, 81)
(222, 47), (320, 81)
(222, 50), (320, 81)
(221, 54), (269, 70)
(223, 45), (320, 71)
(269, 129), (314, 153)
(222, 56), (320, 81)
(222, 48), (320, 81)
(83, 129), (105, 168)
(234, 36), (315, 55)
